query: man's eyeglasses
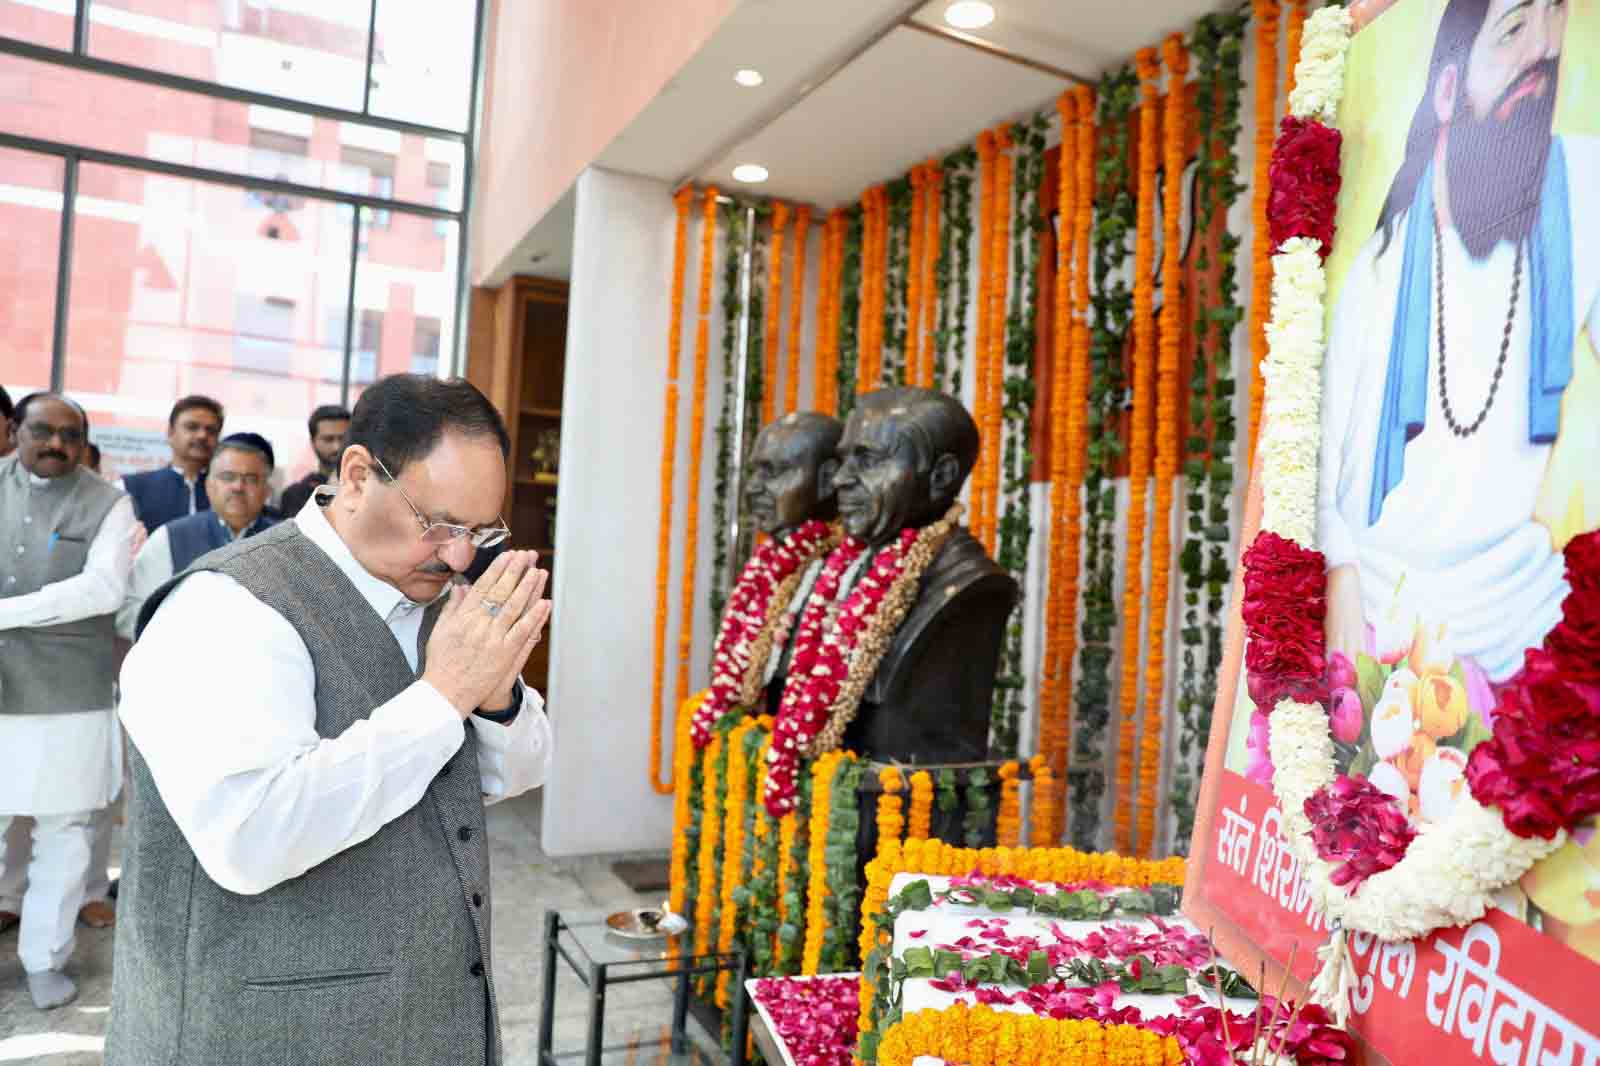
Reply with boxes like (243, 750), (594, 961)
(23, 422), (84, 446)
(211, 471), (264, 488)
(370, 454), (511, 549)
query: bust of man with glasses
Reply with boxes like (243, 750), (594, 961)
(109, 375), (553, 1066)
(116, 432), (281, 640)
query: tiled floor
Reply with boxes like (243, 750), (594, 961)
(0, 792), (728, 1065)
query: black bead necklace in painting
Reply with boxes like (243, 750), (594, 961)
(1433, 212), (1522, 438)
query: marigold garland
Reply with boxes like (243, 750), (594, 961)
(1040, 91), (1081, 784)
(977, 124), (1013, 555)
(890, 834), (1186, 888)
(669, 691), (706, 914)
(918, 160), (942, 389)
(1133, 37), (1189, 858)
(801, 750), (849, 975)
(907, 770), (934, 841)
(996, 760), (1022, 847)
(693, 730), (725, 960)
(716, 717), (766, 1006)
(971, 131), (998, 539)
(1284, 0), (1310, 100)
(1114, 49), (1163, 856)
(817, 211), (844, 414)
(877, 766), (906, 849)
(786, 206), (811, 414)
(648, 187), (695, 796)
(906, 166), (927, 392)
(876, 1005), (1184, 1066)
(1027, 754), (1060, 847)
(858, 186), (883, 392)
(774, 809), (800, 969)
(858, 832), (904, 1040)
(764, 202), (789, 425)
(1245, 0), (1282, 458)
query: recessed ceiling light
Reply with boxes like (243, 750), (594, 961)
(943, 1), (995, 30)
(734, 68), (764, 87)
(732, 163), (769, 184)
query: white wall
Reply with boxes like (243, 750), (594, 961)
(542, 166), (683, 856)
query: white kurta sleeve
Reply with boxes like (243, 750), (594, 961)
(0, 496), (136, 629)
(471, 686), (552, 804)
(118, 571), (470, 896)
(116, 526), (174, 641)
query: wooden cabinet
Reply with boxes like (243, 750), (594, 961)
(468, 275), (568, 695)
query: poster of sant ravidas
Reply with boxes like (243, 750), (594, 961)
(1193, 0), (1600, 1063)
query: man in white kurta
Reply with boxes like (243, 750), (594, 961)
(0, 394), (136, 1009)
(1319, 0), (1599, 683)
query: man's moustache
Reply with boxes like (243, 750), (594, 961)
(40, 451), (68, 462)
(1495, 58), (1559, 117)
(419, 562), (455, 575)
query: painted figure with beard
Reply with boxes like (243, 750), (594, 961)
(1320, 0), (1600, 683)
(827, 388), (1016, 763)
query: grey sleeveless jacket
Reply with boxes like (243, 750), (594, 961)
(105, 522), (501, 1066)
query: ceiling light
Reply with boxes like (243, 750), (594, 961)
(732, 163), (769, 184)
(734, 68), (764, 87)
(943, 1), (995, 30)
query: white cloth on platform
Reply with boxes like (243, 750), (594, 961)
(1319, 140), (1600, 681)
(0, 812), (94, 974)
(118, 496), (553, 896)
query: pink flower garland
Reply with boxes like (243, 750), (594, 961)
(1302, 775), (1417, 890)
(691, 519), (833, 747)
(765, 531), (920, 815)
(1240, 531), (1328, 716)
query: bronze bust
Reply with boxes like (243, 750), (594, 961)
(768, 388), (1017, 763)
(741, 412), (842, 538)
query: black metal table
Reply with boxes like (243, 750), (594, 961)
(538, 909), (749, 1066)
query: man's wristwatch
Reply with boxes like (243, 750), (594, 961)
(475, 680), (523, 724)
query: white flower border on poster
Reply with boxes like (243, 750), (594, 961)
(1251, 5), (1567, 1009)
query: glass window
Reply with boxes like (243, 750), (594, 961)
(347, 205), (459, 404)
(0, 52), (458, 211)
(0, 147), (64, 397)
(1, 0), (75, 49)
(62, 160), (354, 481)
(367, 0), (476, 132)
(86, 0), (373, 114)
(410, 315), (440, 376)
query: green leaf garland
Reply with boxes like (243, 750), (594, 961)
(935, 148), (976, 397)
(836, 207), (864, 418)
(1172, 13), (1246, 852)
(1072, 68), (1139, 850)
(709, 201), (748, 624)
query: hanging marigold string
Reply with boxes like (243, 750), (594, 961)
(876, 766), (906, 852)
(919, 159), (942, 389)
(668, 693), (705, 915)
(996, 760), (1023, 846)
(906, 165), (927, 391)
(649, 187), (694, 796)
(816, 211), (842, 414)
(672, 187), (718, 736)
(857, 187), (881, 392)
(785, 206), (811, 414)
(692, 729), (724, 958)
(907, 770), (934, 840)
(1136, 37), (1190, 857)
(978, 124), (1013, 555)
(763, 202), (789, 425)
(716, 717), (765, 1007)
(1245, 0), (1282, 458)
(971, 131), (999, 537)
(1040, 91), (1080, 783)
(1114, 49), (1163, 856)
(801, 750), (851, 975)
(1028, 753), (1061, 846)
(1284, 0), (1310, 99)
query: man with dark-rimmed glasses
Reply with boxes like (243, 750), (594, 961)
(110, 374), (552, 1066)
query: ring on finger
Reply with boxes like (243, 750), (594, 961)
(482, 599), (504, 617)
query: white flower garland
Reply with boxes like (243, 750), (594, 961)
(1253, 6), (1567, 1008)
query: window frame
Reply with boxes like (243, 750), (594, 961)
(0, 0), (487, 402)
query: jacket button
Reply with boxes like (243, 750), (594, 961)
(457, 826), (472, 842)
(470, 961), (484, 978)
(472, 892), (483, 907)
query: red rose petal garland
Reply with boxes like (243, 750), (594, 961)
(691, 519), (836, 747)
(1266, 116), (1343, 259)
(1465, 529), (1600, 839)
(1240, 531), (1328, 715)
(1302, 774), (1417, 890)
